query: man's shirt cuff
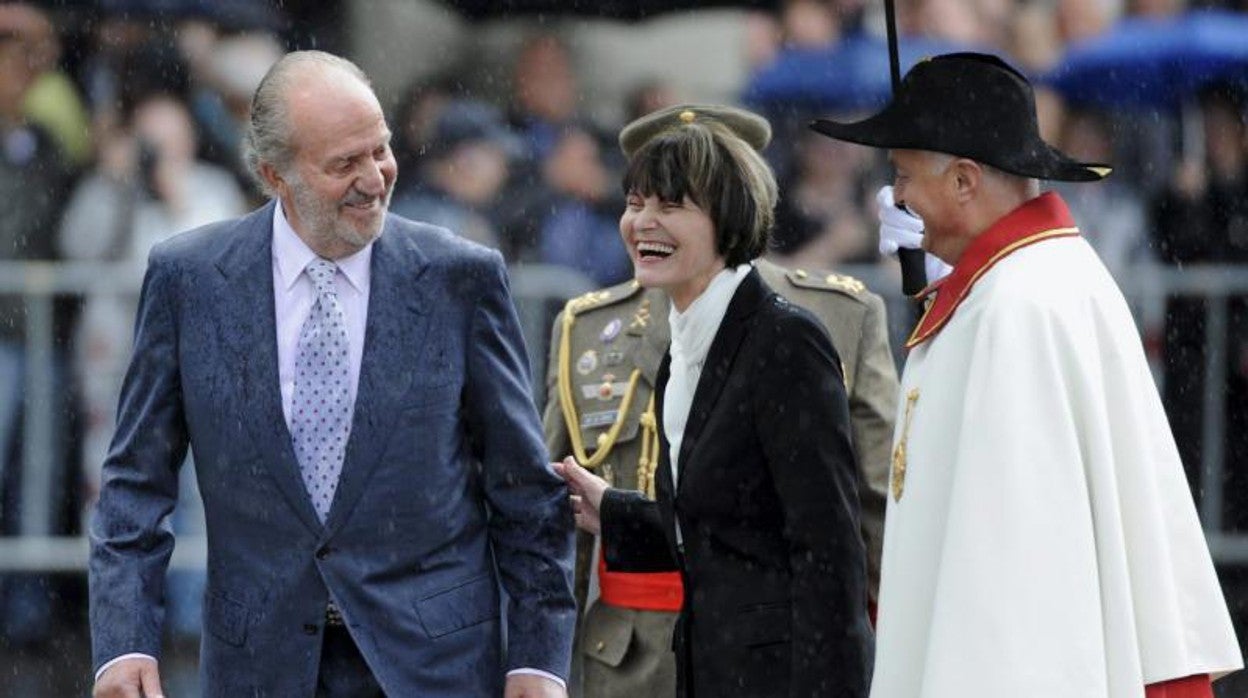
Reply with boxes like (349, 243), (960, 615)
(507, 667), (567, 689)
(95, 653), (157, 682)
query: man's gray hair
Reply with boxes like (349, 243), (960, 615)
(928, 151), (1039, 195)
(242, 50), (372, 196)
(927, 152), (955, 175)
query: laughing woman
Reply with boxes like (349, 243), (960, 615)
(555, 105), (873, 698)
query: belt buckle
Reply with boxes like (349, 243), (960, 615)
(325, 601), (345, 627)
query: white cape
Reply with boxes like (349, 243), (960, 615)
(871, 237), (1241, 698)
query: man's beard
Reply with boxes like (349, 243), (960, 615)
(287, 172), (392, 251)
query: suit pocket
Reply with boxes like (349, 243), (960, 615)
(204, 590), (251, 647)
(414, 573), (499, 638)
(733, 602), (791, 649)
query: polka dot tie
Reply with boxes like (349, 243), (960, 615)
(291, 258), (353, 522)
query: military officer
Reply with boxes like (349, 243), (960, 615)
(543, 252), (898, 698)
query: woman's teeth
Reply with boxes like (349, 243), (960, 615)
(637, 241), (675, 258)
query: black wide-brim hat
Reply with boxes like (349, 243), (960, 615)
(810, 52), (1112, 183)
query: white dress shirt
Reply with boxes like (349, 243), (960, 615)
(664, 263), (752, 544)
(271, 201), (371, 429)
(665, 263), (752, 485)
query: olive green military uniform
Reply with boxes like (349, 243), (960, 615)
(542, 257), (898, 698)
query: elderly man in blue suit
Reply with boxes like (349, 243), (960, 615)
(89, 51), (576, 698)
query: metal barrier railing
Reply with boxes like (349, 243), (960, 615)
(0, 260), (1246, 568)
(1090, 265), (1248, 549)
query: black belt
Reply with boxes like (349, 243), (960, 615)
(326, 601), (346, 627)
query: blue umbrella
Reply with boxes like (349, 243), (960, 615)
(1043, 10), (1248, 110)
(742, 32), (979, 112)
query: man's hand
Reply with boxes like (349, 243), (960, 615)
(876, 185), (925, 255)
(504, 672), (567, 698)
(876, 185), (953, 284)
(93, 657), (163, 698)
(552, 456), (608, 535)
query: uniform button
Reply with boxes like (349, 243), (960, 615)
(596, 641), (605, 652)
(303, 623), (319, 635)
(316, 546), (333, 560)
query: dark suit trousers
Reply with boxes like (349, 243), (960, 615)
(316, 625), (384, 698)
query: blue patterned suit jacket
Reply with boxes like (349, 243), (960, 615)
(89, 201), (576, 695)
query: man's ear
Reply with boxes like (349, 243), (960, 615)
(259, 161), (289, 199)
(951, 159), (981, 203)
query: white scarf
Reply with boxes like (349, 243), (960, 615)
(664, 263), (752, 493)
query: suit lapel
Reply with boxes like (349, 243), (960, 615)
(216, 203), (324, 534)
(323, 222), (430, 533)
(674, 269), (767, 485)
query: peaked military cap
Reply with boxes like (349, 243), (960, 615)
(619, 103), (771, 157)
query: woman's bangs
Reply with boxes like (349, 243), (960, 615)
(622, 137), (695, 205)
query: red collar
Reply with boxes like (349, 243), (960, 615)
(905, 191), (1080, 349)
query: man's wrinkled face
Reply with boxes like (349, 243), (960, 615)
(279, 71), (397, 258)
(889, 149), (962, 264)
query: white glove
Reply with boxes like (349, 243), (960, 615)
(875, 185), (953, 284)
(876, 185), (925, 255)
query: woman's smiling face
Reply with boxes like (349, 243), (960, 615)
(619, 192), (725, 312)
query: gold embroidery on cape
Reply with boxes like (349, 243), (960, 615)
(892, 388), (920, 501)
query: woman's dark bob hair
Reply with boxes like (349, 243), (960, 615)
(621, 119), (778, 267)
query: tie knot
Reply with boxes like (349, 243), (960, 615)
(306, 258), (338, 297)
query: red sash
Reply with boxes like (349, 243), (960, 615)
(596, 555), (683, 612)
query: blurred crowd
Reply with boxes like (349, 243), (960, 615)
(1, 0), (1246, 688)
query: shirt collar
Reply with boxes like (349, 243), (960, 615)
(668, 263), (752, 368)
(906, 191), (1080, 349)
(272, 200), (374, 293)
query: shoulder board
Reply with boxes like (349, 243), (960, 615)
(783, 268), (868, 299)
(565, 279), (644, 316)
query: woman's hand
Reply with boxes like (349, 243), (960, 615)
(553, 456), (609, 535)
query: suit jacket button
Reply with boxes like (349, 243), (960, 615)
(316, 546), (332, 560)
(303, 623), (319, 635)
